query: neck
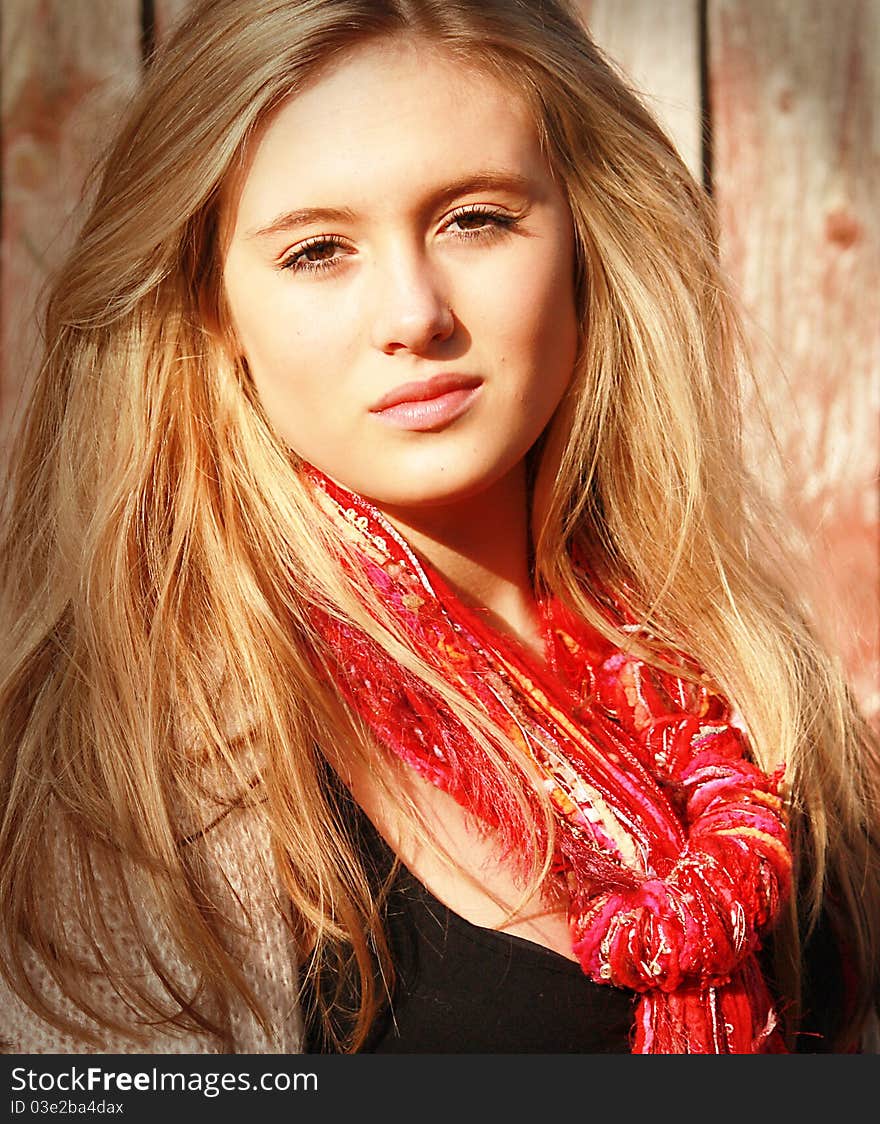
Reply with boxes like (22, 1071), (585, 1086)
(376, 464), (543, 656)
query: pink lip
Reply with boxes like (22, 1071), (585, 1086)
(371, 373), (483, 411)
(370, 373), (483, 431)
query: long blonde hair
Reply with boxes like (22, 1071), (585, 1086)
(2, 0), (878, 1052)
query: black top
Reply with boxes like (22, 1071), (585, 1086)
(302, 774), (635, 1053)
(302, 769), (847, 1053)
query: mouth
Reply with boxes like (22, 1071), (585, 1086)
(369, 373), (483, 432)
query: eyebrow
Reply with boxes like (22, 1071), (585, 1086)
(243, 171), (534, 241)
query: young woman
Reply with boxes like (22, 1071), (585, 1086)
(1, 0), (878, 1055)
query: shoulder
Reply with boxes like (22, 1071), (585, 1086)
(1, 796), (303, 1055)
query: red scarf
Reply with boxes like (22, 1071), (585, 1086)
(307, 469), (792, 1053)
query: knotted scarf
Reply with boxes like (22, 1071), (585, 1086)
(306, 469), (793, 1054)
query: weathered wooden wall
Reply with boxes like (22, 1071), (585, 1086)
(1, 0), (141, 443)
(3, 0), (878, 722)
(708, 0), (880, 720)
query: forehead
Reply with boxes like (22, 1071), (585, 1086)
(226, 36), (549, 230)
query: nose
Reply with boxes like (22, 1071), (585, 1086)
(369, 243), (454, 355)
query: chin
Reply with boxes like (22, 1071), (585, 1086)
(359, 479), (484, 511)
(357, 458), (522, 514)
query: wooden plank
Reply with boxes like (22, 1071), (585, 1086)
(709, 0), (880, 721)
(574, 0), (703, 181)
(1, 0), (142, 448)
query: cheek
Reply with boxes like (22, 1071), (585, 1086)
(230, 286), (355, 412)
(491, 243), (578, 387)
(221, 256), (362, 456)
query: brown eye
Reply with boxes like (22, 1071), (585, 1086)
(445, 207), (517, 237)
(281, 237), (351, 273)
(453, 212), (493, 230)
(303, 241), (338, 261)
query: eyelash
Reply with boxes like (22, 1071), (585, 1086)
(279, 206), (517, 275)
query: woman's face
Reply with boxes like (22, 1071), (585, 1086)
(222, 35), (578, 511)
